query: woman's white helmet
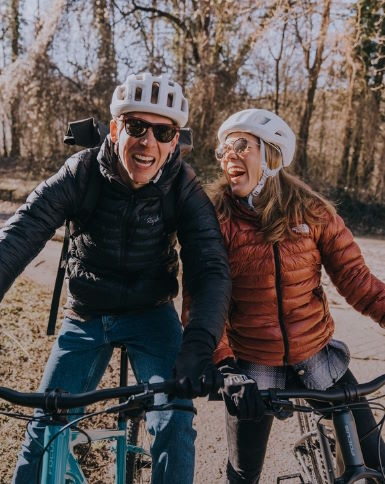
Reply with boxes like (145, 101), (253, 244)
(217, 108), (296, 167)
(110, 72), (189, 127)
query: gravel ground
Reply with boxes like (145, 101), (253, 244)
(0, 201), (385, 483)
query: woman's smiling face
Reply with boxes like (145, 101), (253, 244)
(220, 132), (262, 198)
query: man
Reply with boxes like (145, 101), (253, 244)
(1, 72), (231, 483)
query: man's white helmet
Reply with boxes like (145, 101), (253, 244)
(217, 108), (296, 167)
(110, 72), (189, 127)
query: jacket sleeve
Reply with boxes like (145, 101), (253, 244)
(177, 163), (232, 345)
(317, 213), (385, 327)
(213, 325), (235, 364)
(0, 152), (90, 302)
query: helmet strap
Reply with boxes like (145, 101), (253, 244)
(247, 140), (282, 209)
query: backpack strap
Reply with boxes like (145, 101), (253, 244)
(47, 222), (70, 335)
(70, 150), (102, 237)
(46, 151), (102, 335)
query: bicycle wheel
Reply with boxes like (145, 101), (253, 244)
(126, 416), (153, 484)
(294, 398), (336, 484)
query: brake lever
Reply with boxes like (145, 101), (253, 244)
(105, 391), (155, 414)
(264, 398), (295, 420)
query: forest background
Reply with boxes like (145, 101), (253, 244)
(0, 0), (384, 234)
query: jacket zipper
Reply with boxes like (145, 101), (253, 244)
(120, 194), (135, 267)
(273, 242), (289, 366)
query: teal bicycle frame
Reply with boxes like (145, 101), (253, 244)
(40, 418), (149, 484)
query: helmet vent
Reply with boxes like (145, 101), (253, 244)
(117, 85), (125, 100)
(134, 87), (142, 101)
(151, 82), (160, 103)
(259, 116), (270, 125)
(181, 98), (187, 112)
(167, 93), (174, 107)
(275, 131), (282, 136)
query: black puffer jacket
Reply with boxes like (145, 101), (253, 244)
(0, 138), (231, 343)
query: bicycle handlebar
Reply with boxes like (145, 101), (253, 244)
(1, 374), (385, 412)
(258, 373), (385, 403)
(0, 380), (178, 411)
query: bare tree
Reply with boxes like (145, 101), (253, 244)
(267, 2), (289, 115)
(89, 0), (117, 121)
(338, 11), (363, 188)
(9, 0), (21, 157)
(0, 0), (67, 113)
(293, 0), (332, 177)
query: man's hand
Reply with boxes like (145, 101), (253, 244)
(218, 358), (266, 420)
(174, 328), (223, 399)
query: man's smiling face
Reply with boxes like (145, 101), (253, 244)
(110, 112), (179, 189)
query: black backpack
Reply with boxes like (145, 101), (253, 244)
(47, 118), (193, 335)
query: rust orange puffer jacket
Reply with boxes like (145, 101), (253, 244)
(213, 206), (385, 366)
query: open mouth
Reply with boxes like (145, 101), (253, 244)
(227, 167), (246, 181)
(132, 154), (156, 168)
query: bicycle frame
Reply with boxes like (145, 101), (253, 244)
(262, 380), (385, 484)
(40, 418), (150, 484)
(294, 407), (383, 483)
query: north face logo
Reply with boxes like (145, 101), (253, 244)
(291, 224), (310, 234)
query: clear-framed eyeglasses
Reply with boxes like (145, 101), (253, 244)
(215, 137), (260, 161)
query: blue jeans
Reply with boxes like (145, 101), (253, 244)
(12, 303), (196, 484)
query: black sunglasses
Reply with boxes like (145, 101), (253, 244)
(215, 137), (260, 161)
(122, 116), (179, 143)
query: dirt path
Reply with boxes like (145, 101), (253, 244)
(1, 203), (385, 483)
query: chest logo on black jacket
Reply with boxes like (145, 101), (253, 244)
(145, 214), (161, 225)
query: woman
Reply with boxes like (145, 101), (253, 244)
(209, 108), (385, 483)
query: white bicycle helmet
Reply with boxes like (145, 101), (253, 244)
(218, 109), (296, 208)
(217, 108), (296, 167)
(110, 72), (189, 127)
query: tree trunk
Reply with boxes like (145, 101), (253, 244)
(348, 99), (364, 191)
(273, 18), (287, 115)
(295, 0), (331, 177)
(2, 114), (8, 157)
(296, 74), (319, 176)
(92, 0), (117, 121)
(338, 67), (356, 188)
(9, 0), (21, 158)
(361, 90), (381, 192)
(318, 90), (326, 162)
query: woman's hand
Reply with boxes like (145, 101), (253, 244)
(218, 358), (266, 420)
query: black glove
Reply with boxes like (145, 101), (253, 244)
(173, 328), (223, 399)
(218, 358), (266, 421)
